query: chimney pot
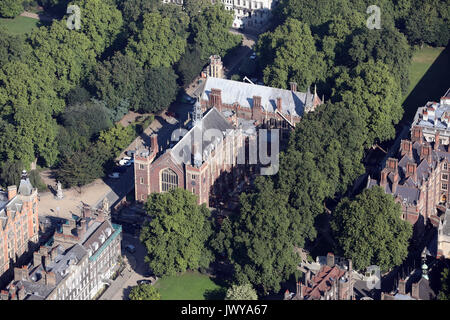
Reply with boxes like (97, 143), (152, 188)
(7, 186), (17, 200)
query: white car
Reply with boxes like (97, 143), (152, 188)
(119, 157), (133, 166)
(108, 172), (120, 179)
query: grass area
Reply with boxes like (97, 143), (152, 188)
(0, 16), (40, 35)
(402, 46), (450, 122)
(154, 271), (226, 300)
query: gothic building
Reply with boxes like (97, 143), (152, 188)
(135, 104), (246, 206)
(0, 171), (39, 276)
(367, 128), (449, 229)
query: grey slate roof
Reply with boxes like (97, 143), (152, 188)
(201, 77), (316, 117)
(170, 107), (234, 166)
(442, 208), (450, 237)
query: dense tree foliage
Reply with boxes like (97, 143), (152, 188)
(126, 12), (188, 68)
(176, 45), (207, 87)
(191, 4), (242, 60)
(257, 18), (326, 90)
(140, 188), (214, 276)
(139, 67), (179, 113)
(438, 268), (450, 300)
(331, 187), (412, 271)
(334, 60), (403, 145)
(225, 284), (258, 300)
(129, 284), (161, 300)
(214, 177), (301, 294)
(89, 52), (143, 115)
(0, 0), (23, 18)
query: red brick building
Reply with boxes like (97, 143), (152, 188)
(367, 127), (449, 227)
(0, 171), (39, 275)
(199, 77), (322, 139)
(134, 106), (246, 206)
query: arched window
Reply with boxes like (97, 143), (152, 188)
(161, 168), (178, 192)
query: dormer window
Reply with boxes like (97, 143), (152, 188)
(100, 234), (105, 244)
(93, 242), (99, 251)
(106, 228), (112, 237)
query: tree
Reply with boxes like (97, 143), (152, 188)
(257, 19), (326, 90)
(56, 145), (105, 189)
(191, 4), (242, 60)
(331, 187), (412, 271)
(225, 284), (258, 300)
(176, 45), (206, 87)
(66, 86), (91, 106)
(97, 124), (135, 158)
(0, 0), (23, 18)
(140, 188), (214, 276)
(404, 0), (450, 46)
(0, 31), (30, 68)
(129, 284), (161, 300)
(126, 12), (187, 68)
(139, 67), (179, 113)
(347, 27), (412, 94)
(89, 52), (143, 113)
(438, 268), (450, 300)
(333, 60), (403, 146)
(183, 0), (211, 18)
(28, 20), (96, 100)
(0, 160), (23, 187)
(71, 0), (124, 55)
(219, 177), (301, 294)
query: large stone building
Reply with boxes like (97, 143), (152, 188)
(135, 105), (246, 206)
(0, 171), (39, 276)
(135, 79), (322, 206)
(0, 203), (122, 300)
(411, 88), (450, 145)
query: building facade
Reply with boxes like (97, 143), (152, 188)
(438, 208), (450, 259)
(205, 55), (224, 79)
(0, 171), (39, 276)
(135, 105), (246, 206)
(1, 203), (122, 300)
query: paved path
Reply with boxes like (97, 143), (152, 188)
(20, 11), (54, 22)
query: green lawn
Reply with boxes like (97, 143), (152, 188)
(0, 16), (40, 35)
(154, 271), (226, 300)
(402, 46), (450, 122)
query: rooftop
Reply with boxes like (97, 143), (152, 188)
(201, 77), (319, 117)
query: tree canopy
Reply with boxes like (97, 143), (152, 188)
(140, 188), (214, 276)
(225, 284), (258, 300)
(331, 187), (412, 271)
(0, 0), (23, 18)
(129, 284), (161, 300)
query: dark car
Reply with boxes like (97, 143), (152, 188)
(137, 280), (152, 285)
(165, 111), (177, 118)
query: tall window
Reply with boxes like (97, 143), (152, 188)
(161, 168), (178, 192)
(444, 162), (448, 170)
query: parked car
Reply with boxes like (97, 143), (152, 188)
(125, 244), (136, 253)
(108, 172), (120, 179)
(137, 280), (152, 285)
(165, 111), (177, 118)
(250, 53), (256, 60)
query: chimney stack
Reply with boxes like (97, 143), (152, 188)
(420, 143), (432, 164)
(276, 97), (282, 112)
(386, 158), (398, 172)
(253, 96), (261, 109)
(398, 278), (406, 295)
(7, 186), (17, 200)
(411, 126), (423, 143)
(289, 82), (297, 92)
(380, 169), (388, 187)
(435, 132), (440, 151)
(400, 140), (413, 159)
(150, 134), (158, 155)
(406, 162), (417, 181)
